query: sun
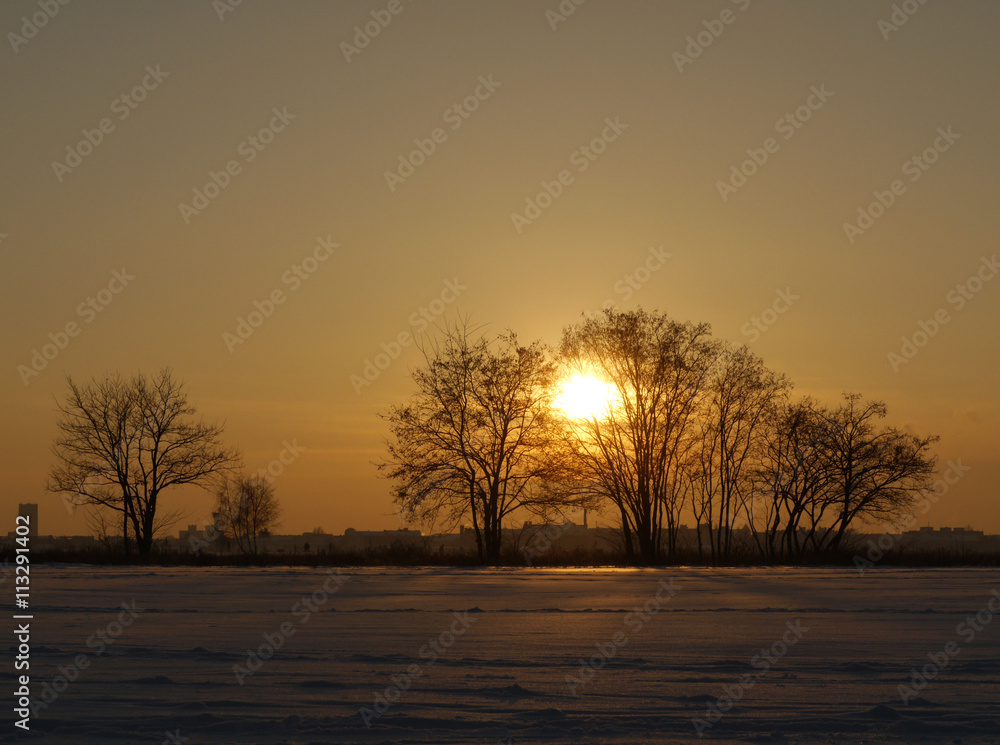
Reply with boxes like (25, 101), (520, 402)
(555, 375), (618, 420)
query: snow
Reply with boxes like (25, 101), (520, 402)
(10, 566), (1000, 743)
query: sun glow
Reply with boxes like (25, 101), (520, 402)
(555, 375), (618, 420)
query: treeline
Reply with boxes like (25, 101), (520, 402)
(9, 543), (998, 568)
(379, 309), (939, 565)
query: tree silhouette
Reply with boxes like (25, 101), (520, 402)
(376, 308), (942, 566)
(819, 393), (938, 550)
(747, 394), (938, 559)
(693, 344), (790, 560)
(379, 322), (577, 564)
(214, 473), (282, 555)
(559, 309), (720, 564)
(48, 369), (240, 557)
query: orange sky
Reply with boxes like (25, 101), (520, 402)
(2, 0), (998, 537)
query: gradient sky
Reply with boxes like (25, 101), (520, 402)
(2, 0), (998, 537)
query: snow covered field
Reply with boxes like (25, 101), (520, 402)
(9, 566), (1000, 744)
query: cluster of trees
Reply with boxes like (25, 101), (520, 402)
(48, 369), (281, 558)
(45, 316), (938, 568)
(380, 310), (939, 565)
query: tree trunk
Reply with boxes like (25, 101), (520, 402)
(136, 508), (155, 558)
(122, 507), (130, 557)
(618, 504), (634, 562)
(136, 532), (153, 558)
(470, 481), (485, 563)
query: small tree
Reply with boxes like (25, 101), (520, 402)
(214, 474), (282, 555)
(48, 369), (241, 557)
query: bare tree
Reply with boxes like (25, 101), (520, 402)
(215, 473), (282, 555)
(818, 393), (938, 551)
(377, 308), (940, 567)
(748, 393), (938, 558)
(559, 309), (720, 564)
(694, 345), (789, 560)
(48, 369), (241, 558)
(745, 397), (833, 560)
(379, 323), (578, 565)
(84, 504), (121, 552)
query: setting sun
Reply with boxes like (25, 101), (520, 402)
(555, 375), (618, 420)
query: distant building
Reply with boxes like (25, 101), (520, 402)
(4, 503), (95, 550)
(7, 503), (39, 539)
(898, 526), (999, 553)
(338, 527), (423, 552)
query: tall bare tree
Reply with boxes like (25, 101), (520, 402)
(379, 323), (577, 564)
(559, 309), (720, 564)
(745, 397), (834, 560)
(214, 473), (282, 555)
(48, 369), (241, 557)
(693, 345), (789, 560)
